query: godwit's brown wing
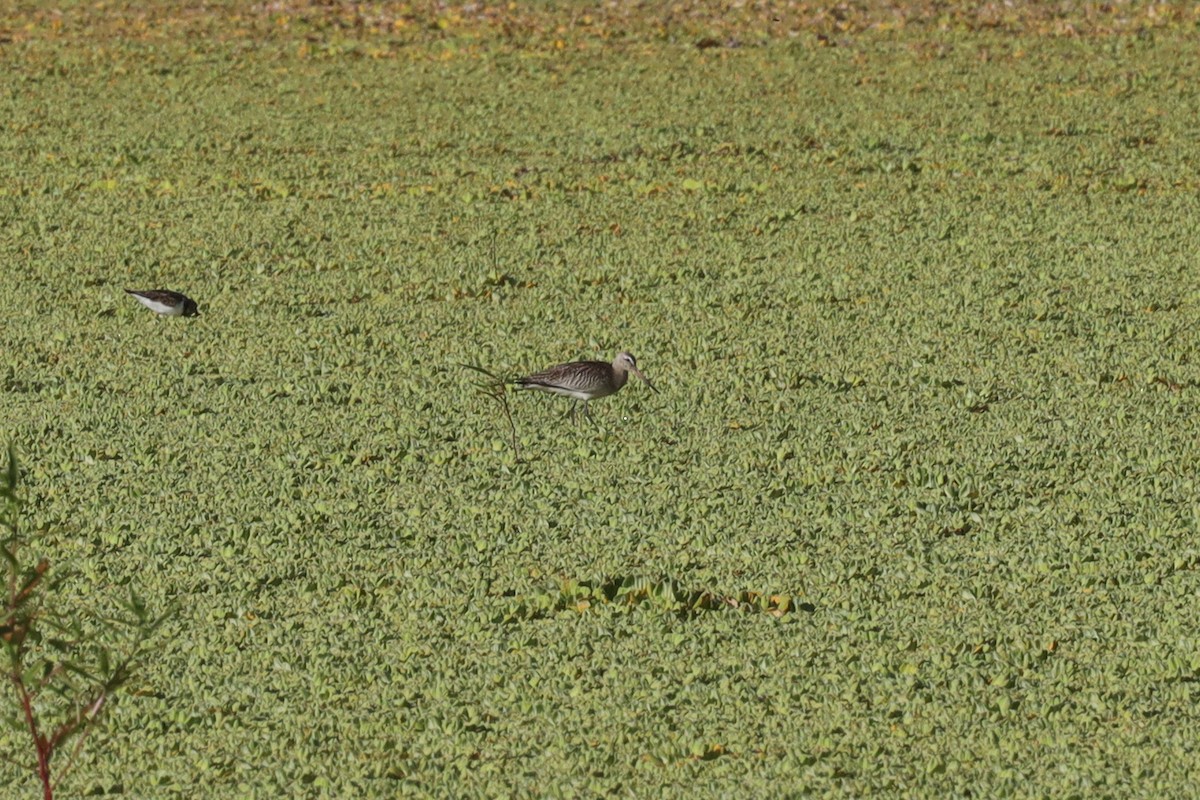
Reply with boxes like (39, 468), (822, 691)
(516, 360), (617, 401)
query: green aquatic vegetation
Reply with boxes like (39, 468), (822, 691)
(2, 7), (1200, 796)
(2, 446), (171, 799)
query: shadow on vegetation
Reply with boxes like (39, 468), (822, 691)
(496, 575), (814, 622)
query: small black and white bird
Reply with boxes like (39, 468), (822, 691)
(125, 289), (200, 317)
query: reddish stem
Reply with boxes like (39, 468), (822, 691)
(14, 675), (54, 800)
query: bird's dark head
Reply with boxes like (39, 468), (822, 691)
(615, 352), (657, 393)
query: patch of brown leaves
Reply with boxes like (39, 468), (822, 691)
(0, 1), (1196, 47)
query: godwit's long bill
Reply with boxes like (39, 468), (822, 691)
(515, 351), (657, 424)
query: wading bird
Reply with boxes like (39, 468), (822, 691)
(125, 289), (200, 317)
(514, 351), (657, 425)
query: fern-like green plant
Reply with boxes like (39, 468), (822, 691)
(1, 445), (172, 799)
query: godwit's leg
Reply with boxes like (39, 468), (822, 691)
(583, 401), (600, 429)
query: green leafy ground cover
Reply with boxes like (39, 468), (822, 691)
(3, 2), (1200, 795)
